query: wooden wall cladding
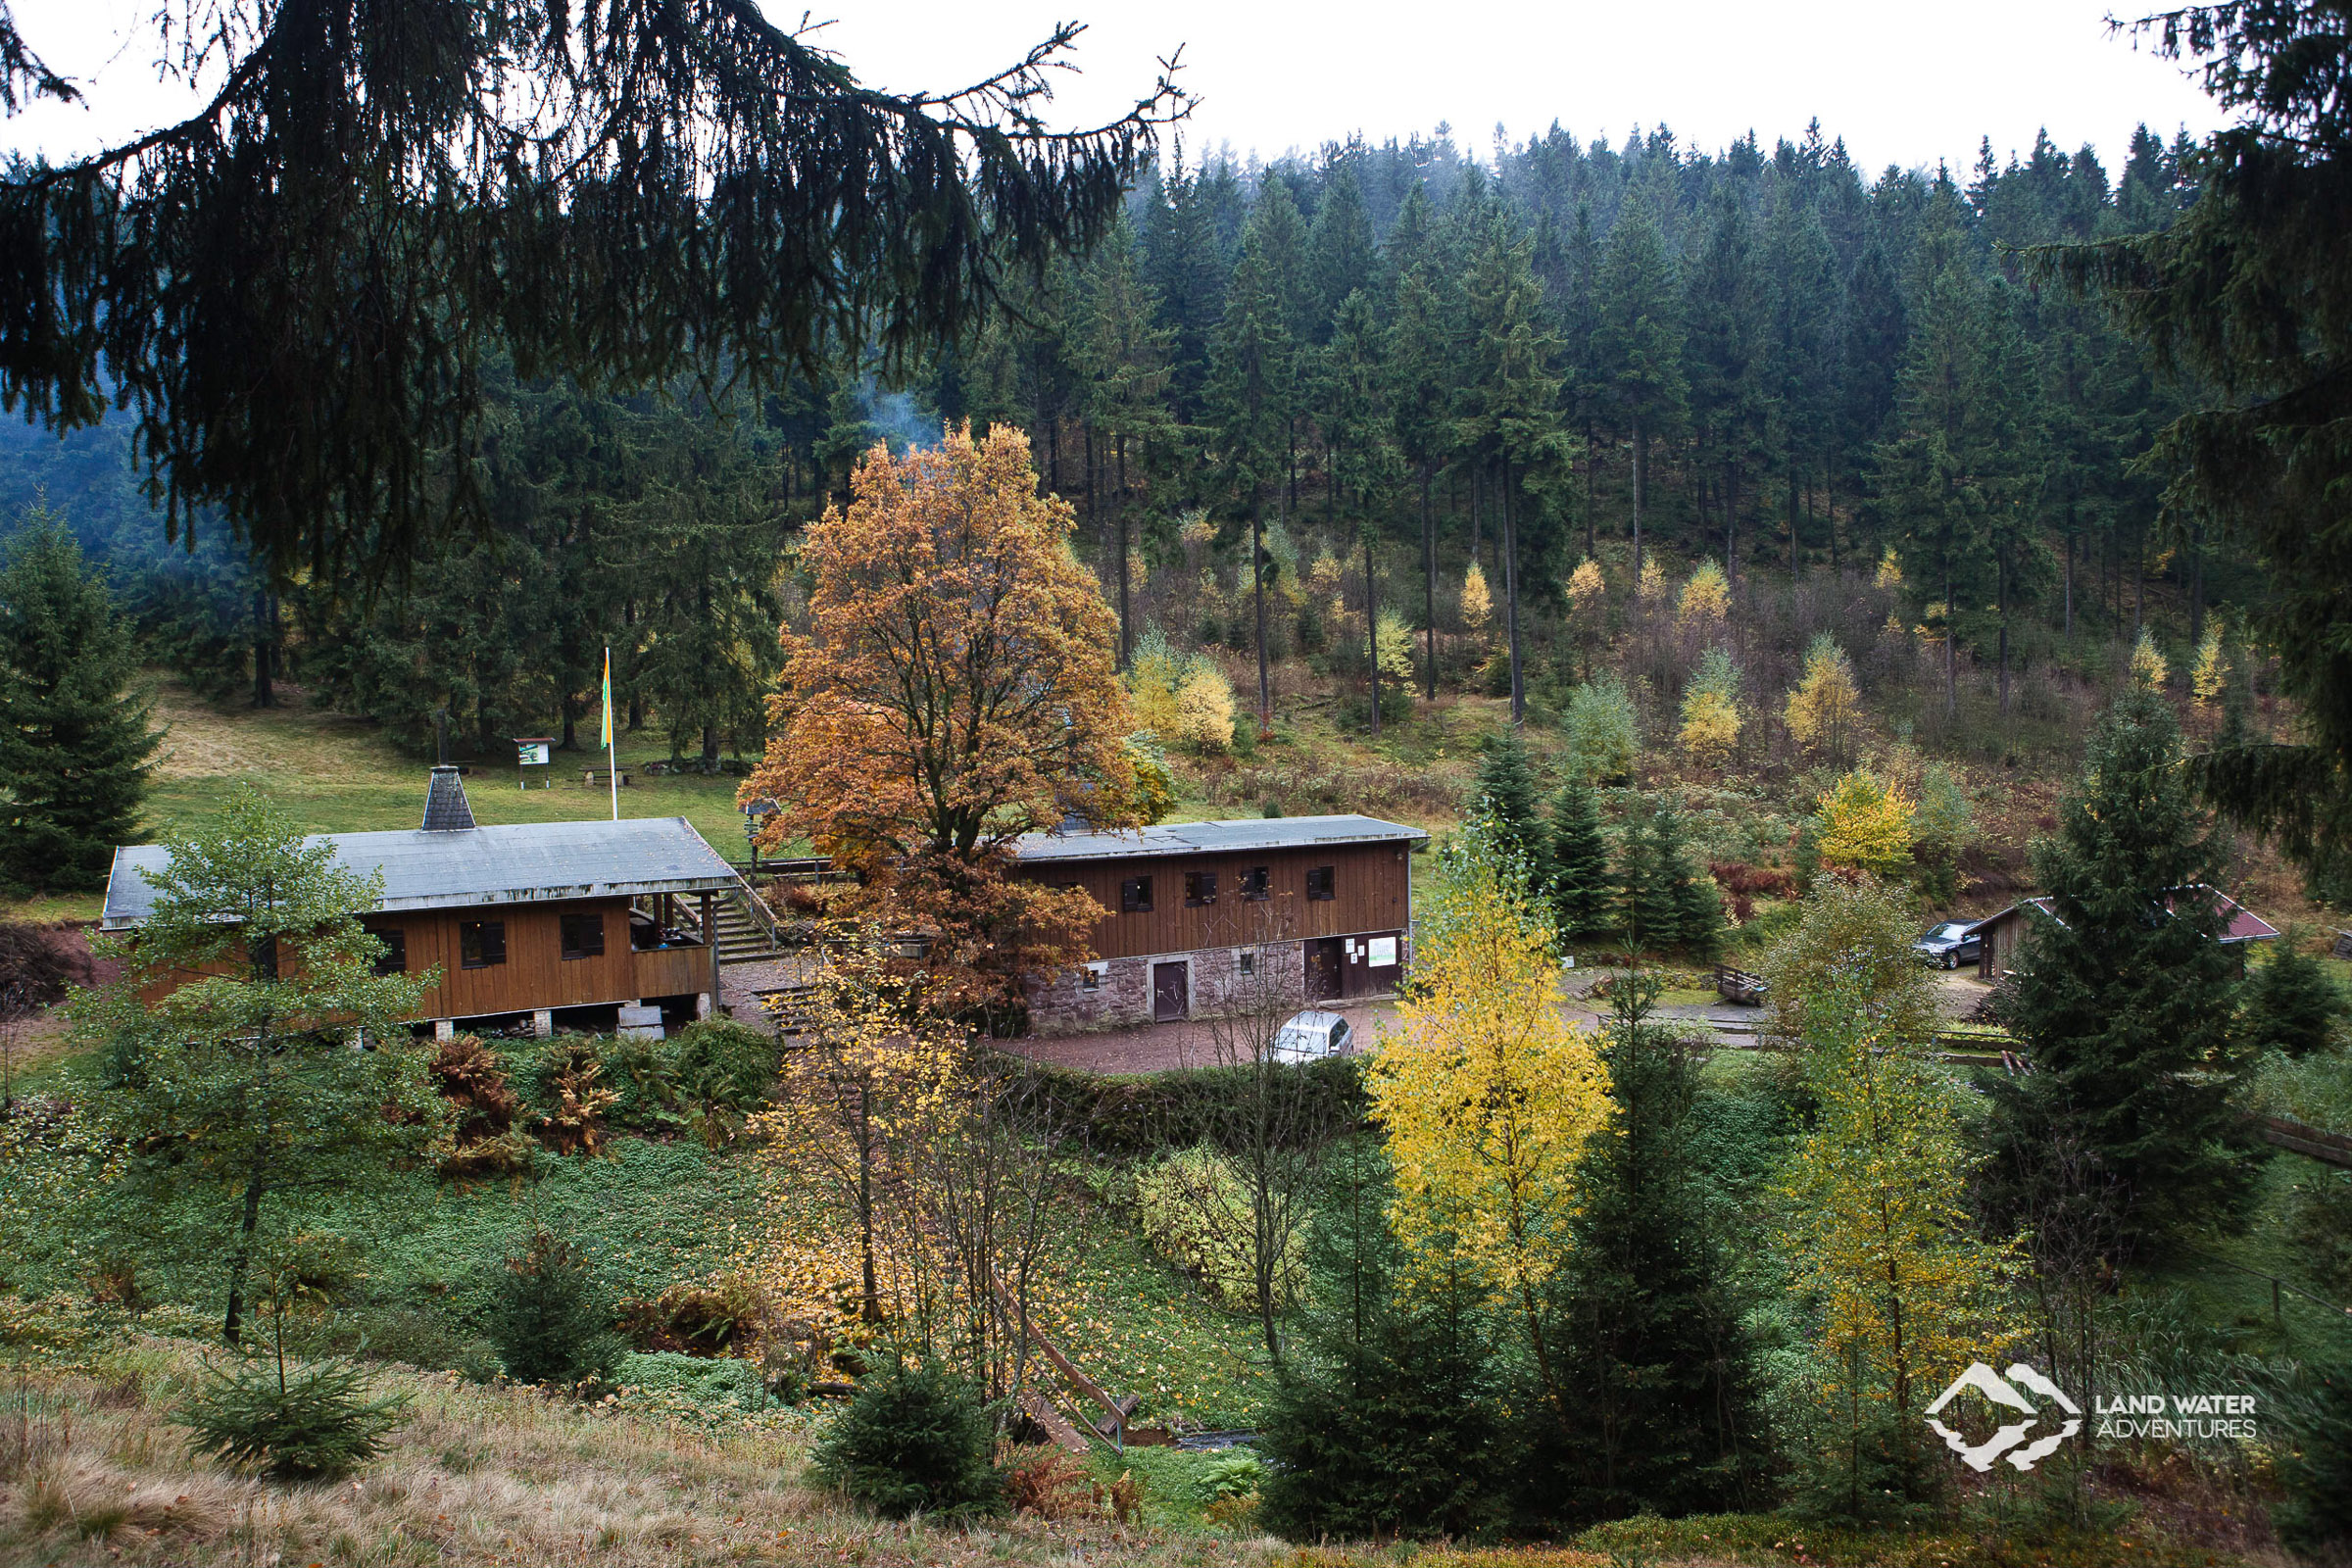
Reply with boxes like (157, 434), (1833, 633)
(368, 898), (703, 1017)
(1017, 842), (1412, 960)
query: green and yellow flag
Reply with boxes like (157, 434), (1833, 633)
(600, 647), (614, 751)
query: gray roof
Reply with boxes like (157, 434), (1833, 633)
(102, 816), (740, 929)
(1010, 813), (1428, 866)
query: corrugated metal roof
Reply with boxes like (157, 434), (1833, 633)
(1010, 813), (1428, 865)
(102, 816), (740, 929)
(1962, 886), (2278, 944)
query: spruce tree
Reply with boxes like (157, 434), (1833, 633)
(2242, 941), (2343, 1059)
(1471, 731), (1545, 876)
(1615, 811), (1675, 958)
(0, 510), (161, 892)
(1985, 688), (2259, 1252)
(1592, 194), (1688, 584)
(1522, 975), (1761, 1524)
(1204, 217), (1298, 732)
(1256, 1147), (1501, 1542)
(1659, 806), (1726, 961)
(1547, 779), (1615, 945)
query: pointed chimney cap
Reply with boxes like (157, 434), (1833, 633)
(422, 765), (477, 832)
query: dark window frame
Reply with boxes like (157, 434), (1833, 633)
(368, 926), (407, 977)
(1306, 865), (1337, 902)
(1239, 865), (1271, 902)
(561, 911), (606, 961)
(459, 919), (507, 969)
(1238, 949), (1256, 976)
(1120, 875), (1153, 913)
(1184, 870), (1217, 907)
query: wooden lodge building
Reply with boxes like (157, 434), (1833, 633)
(1010, 813), (1428, 1032)
(1963, 884), (2279, 981)
(102, 766), (745, 1038)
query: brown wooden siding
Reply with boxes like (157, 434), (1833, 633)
(138, 897), (710, 1021)
(1015, 842), (1412, 960)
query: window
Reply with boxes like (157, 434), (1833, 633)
(1238, 950), (1256, 976)
(1306, 865), (1336, 902)
(561, 912), (605, 960)
(1239, 865), (1270, 902)
(459, 920), (507, 969)
(247, 934), (278, 980)
(1080, 965), (1104, 992)
(1185, 870), (1217, 907)
(368, 926), (407, 976)
(1120, 876), (1153, 913)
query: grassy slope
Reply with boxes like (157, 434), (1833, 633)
(2, 676), (761, 925)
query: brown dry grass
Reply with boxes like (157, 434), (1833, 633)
(0, 1341), (1286, 1567)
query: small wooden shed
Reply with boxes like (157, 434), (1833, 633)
(103, 766), (744, 1037)
(1965, 884), (2279, 980)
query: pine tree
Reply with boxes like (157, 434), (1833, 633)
(1984, 688), (2259, 1252)
(1655, 805), (1724, 959)
(1684, 184), (1768, 578)
(1457, 213), (1572, 726)
(1524, 974), (1762, 1523)
(1471, 731), (1545, 877)
(1255, 1146), (1502, 1542)
(1592, 193), (1687, 586)
(2242, 941), (2344, 1059)
(1546, 779), (1615, 946)
(1205, 216), (1298, 732)
(0, 509), (161, 892)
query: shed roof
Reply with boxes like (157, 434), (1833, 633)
(1009, 813), (1428, 866)
(102, 817), (741, 929)
(1963, 886), (2279, 945)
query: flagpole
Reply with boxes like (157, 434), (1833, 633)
(605, 645), (618, 823)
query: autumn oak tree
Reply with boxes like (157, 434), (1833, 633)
(744, 424), (1146, 1021)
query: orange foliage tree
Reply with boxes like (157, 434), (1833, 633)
(743, 423), (1143, 1021)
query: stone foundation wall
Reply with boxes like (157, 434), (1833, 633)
(1027, 940), (1311, 1036)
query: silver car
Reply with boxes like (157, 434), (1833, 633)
(1271, 1009), (1352, 1061)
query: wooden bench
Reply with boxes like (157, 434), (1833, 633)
(580, 768), (630, 788)
(1713, 964), (1768, 1006)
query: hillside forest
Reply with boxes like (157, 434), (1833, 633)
(7, 6), (2352, 1566)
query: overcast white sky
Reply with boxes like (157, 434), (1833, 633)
(7, 1), (2225, 177)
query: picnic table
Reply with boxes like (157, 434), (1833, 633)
(581, 768), (630, 788)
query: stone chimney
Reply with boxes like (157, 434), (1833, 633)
(421, 765), (477, 832)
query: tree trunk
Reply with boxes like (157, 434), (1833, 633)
(1825, 458), (1839, 577)
(1470, 463), (1483, 565)
(2063, 499), (2076, 637)
(1788, 460), (1800, 574)
(1631, 415), (1647, 587)
(1365, 529), (1381, 737)
(1420, 463), (1438, 701)
(1944, 553), (1958, 715)
(2188, 520), (2205, 646)
(251, 588), (274, 709)
(1253, 504), (1271, 732)
(2133, 522), (2144, 632)
(1115, 433), (1132, 668)
(1584, 420), (1597, 561)
(1503, 459), (1524, 727)
(1724, 459), (1740, 584)
(1997, 548), (2011, 715)
(222, 1169), (268, 1345)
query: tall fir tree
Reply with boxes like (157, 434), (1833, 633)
(0, 509), (161, 892)
(1984, 687), (2260, 1253)
(1523, 974), (1762, 1524)
(1547, 778), (1615, 946)
(1205, 219), (1298, 732)
(1471, 730), (1546, 876)
(1592, 193), (1688, 585)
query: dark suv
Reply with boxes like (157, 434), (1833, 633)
(1913, 920), (1983, 969)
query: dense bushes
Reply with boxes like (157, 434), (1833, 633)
(808, 1362), (1001, 1519)
(1020, 1054), (1365, 1157)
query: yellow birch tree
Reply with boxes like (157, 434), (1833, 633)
(1815, 768), (1915, 878)
(1368, 826), (1608, 1403)
(1785, 633), (1863, 762)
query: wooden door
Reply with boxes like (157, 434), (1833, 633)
(1304, 938), (1343, 1003)
(1152, 961), (1189, 1022)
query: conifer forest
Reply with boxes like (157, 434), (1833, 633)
(4, 3), (2352, 1566)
